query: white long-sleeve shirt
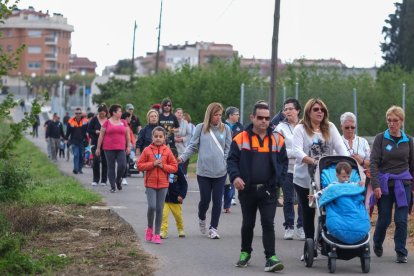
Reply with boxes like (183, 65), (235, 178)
(293, 122), (349, 188)
(275, 121), (296, 173)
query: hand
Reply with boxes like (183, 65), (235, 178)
(177, 157), (183, 164)
(234, 177), (246, 190)
(352, 154), (363, 165)
(126, 147), (131, 155)
(95, 149), (101, 157)
(177, 196), (183, 203)
(96, 130), (100, 134)
(154, 159), (162, 167)
(359, 181), (365, 187)
(374, 187), (382, 199)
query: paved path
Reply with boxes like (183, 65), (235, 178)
(9, 99), (411, 275)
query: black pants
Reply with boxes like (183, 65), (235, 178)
(104, 150), (126, 190)
(92, 146), (107, 183)
(294, 184), (315, 239)
(197, 175), (226, 229)
(239, 185), (277, 259)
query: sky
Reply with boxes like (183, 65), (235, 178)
(18, 0), (401, 74)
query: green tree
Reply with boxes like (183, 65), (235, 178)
(114, 59), (136, 75)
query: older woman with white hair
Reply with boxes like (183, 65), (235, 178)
(340, 112), (371, 172)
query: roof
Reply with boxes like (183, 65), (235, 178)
(70, 57), (97, 70)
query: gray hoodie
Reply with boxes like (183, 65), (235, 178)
(179, 123), (232, 178)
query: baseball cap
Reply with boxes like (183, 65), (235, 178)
(126, 103), (134, 110)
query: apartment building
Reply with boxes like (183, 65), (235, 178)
(0, 7), (74, 76)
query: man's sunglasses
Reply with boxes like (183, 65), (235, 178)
(256, 116), (270, 121)
(344, 126), (356, 130)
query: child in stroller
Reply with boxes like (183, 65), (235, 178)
(304, 156), (371, 273)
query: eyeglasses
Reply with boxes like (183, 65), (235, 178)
(344, 126), (356, 130)
(256, 116), (270, 121)
(312, 107), (326, 113)
(164, 104), (172, 107)
(387, 118), (400, 123)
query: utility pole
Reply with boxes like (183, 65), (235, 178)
(269, 0), (281, 116)
(131, 20), (137, 79)
(155, 0), (163, 74)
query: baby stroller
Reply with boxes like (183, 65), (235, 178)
(304, 155), (370, 273)
(127, 150), (140, 175)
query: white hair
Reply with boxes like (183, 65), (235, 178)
(340, 112), (357, 126)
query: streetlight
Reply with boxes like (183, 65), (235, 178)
(81, 70), (86, 111)
(30, 72), (36, 97)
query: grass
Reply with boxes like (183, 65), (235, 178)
(12, 138), (101, 206)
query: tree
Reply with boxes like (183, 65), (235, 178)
(381, 0), (414, 71)
(114, 59), (136, 75)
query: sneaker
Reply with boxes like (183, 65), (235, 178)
(231, 199), (237, 206)
(160, 232), (168, 239)
(91, 182), (98, 186)
(100, 182), (107, 186)
(145, 228), (153, 242)
(296, 227), (305, 240)
(224, 208), (231, 213)
(178, 229), (186, 238)
(78, 170), (83, 174)
(396, 254), (407, 263)
(264, 255), (284, 272)
(208, 227), (220, 239)
(110, 189), (116, 193)
(73, 170), (78, 174)
(235, 252), (251, 267)
(122, 178), (128, 185)
(283, 228), (294, 240)
(300, 255), (304, 262)
(199, 219), (206, 234)
(373, 245), (383, 257)
(152, 234), (161, 244)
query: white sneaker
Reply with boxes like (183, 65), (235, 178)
(122, 178), (128, 185)
(283, 228), (294, 240)
(231, 199), (237, 205)
(296, 227), (305, 240)
(199, 219), (206, 234)
(208, 227), (220, 239)
(100, 182), (107, 186)
(300, 255), (304, 261)
(91, 182), (98, 186)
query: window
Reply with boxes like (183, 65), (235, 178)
(28, 46), (41, 54)
(28, 30), (42, 38)
(27, 62), (41, 69)
(7, 45), (12, 52)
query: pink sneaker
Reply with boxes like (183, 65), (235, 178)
(145, 227), (153, 242)
(152, 234), (162, 244)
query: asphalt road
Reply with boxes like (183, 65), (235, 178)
(8, 98), (412, 275)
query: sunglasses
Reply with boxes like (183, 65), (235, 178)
(164, 104), (172, 107)
(75, 112), (82, 115)
(312, 107), (326, 113)
(387, 118), (400, 123)
(256, 116), (270, 121)
(344, 126), (356, 130)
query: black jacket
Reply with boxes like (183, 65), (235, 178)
(87, 116), (102, 146)
(46, 120), (64, 139)
(165, 165), (188, 204)
(227, 124), (288, 190)
(136, 124), (157, 152)
(65, 117), (88, 145)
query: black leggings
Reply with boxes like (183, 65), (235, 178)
(294, 184), (315, 239)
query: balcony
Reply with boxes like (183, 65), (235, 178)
(45, 68), (58, 74)
(45, 36), (58, 45)
(45, 53), (57, 61)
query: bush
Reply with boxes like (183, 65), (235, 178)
(0, 159), (30, 202)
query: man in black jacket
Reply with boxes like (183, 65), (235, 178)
(46, 113), (64, 161)
(66, 108), (88, 174)
(227, 102), (288, 272)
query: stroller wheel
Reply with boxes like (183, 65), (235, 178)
(360, 257), (370, 273)
(304, 238), (314, 267)
(328, 257), (336, 273)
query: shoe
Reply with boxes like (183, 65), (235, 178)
(373, 245), (383, 257)
(145, 228), (153, 242)
(199, 219), (206, 234)
(264, 255), (284, 272)
(235, 251), (251, 267)
(276, 200), (283, 207)
(224, 208), (231, 213)
(283, 228), (294, 240)
(396, 254), (407, 263)
(73, 170), (78, 174)
(122, 178), (128, 185)
(231, 199), (237, 205)
(296, 227), (306, 240)
(160, 232), (168, 239)
(116, 182), (122, 191)
(91, 182), (98, 186)
(178, 229), (186, 238)
(78, 170), (83, 174)
(300, 255), (304, 262)
(110, 189), (116, 193)
(208, 227), (220, 239)
(100, 182), (107, 186)
(152, 234), (161, 244)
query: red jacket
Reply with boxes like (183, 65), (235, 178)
(137, 144), (178, 189)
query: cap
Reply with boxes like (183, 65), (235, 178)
(126, 103), (134, 110)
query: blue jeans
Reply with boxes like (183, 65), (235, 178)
(282, 173), (303, 229)
(197, 175), (226, 229)
(373, 184), (412, 257)
(223, 183), (235, 209)
(71, 144), (84, 173)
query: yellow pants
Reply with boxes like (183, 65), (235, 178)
(161, 202), (184, 234)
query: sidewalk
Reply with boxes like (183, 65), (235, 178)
(20, 108), (412, 275)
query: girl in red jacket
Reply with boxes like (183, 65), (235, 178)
(137, 126), (178, 244)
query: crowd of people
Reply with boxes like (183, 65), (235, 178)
(37, 97), (412, 272)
